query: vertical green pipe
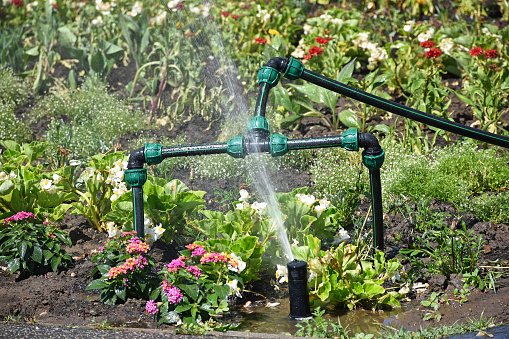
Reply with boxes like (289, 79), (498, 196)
(369, 169), (384, 251)
(132, 186), (145, 239)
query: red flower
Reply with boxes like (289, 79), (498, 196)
(304, 54), (313, 60)
(315, 37), (332, 45)
(53, 4), (57, 8)
(221, 11), (230, 17)
(175, 3), (185, 10)
(13, 0), (23, 6)
(470, 47), (484, 57)
(484, 49), (498, 59)
(420, 40), (435, 48)
(488, 64), (498, 69)
(309, 46), (324, 55)
(186, 32), (195, 37)
(254, 38), (267, 44)
(231, 14), (239, 19)
(425, 48), (442, 59)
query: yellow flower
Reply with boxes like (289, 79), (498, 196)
(176, 21), (183, 28)
(277, 105), (285, 112)
(268, 29), (281, 36)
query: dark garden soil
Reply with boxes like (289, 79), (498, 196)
(2, 64), (509, 335)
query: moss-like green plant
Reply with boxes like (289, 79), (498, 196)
(32, 76), (146, 156)
(0, 69), (32, 142)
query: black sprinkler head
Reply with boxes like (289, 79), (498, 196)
(287, 259), (312, 319)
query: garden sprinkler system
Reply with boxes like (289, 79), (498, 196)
(125, 56), (509, 317)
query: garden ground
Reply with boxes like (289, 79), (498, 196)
(1, 110), (509, 336)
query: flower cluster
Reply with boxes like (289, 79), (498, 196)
(425, 48), (442, 59)
(145, 300), (158, 314)
(187, 243), (207, 257)
(3, 211), (37, 226)
(107, 255), (148, 279)
(353, 32), (387, 69)
(470, 46), (498, 59)
(39, 173), (61, 194)
(165, 256), (187, 272)
(315, 37), (332, 45)
(0, 170), (16, 181)
(254, 38), (267, 44)
(417, 27), (435, 43)
(162, 279), (183, 304)
(235, 189), (267, 217)
(126, 236), (149, 254)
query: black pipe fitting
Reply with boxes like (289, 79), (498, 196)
(265, 57), (289, 73)
(358, 132), (383, 156)
(244, 128), (270, 155)
(127, 147), (146, 169)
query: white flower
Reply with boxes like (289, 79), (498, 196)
(403, 20), (415, 33)
(110, 183), (129, 202)
(308, 270), (317, 282)
(0, 172), (7, 181)
(127, 1), (143, 17)
(144, 214), (153, 227)
(83, 167), (95, 180)
(250, 201), (267, 215)
(292, 238), (299, 246)
(8, 171), (16, 179)
(439, 38), (454, 55)
(417, 27), (434, 43)
(296, 193), (316, 206)
(391, 271), (401, 283)
(154, 223), (165, 238)
(275, 264), (288, 284)
(239, 189), (250, 201)
(291, 47), (306, 59)
(235, 202), (246, 210)
(303, 24), (312, 35)
(333, 229), (350, 244)
(154, 11), (167, 25)
(167, 0), (180, 9)
(107, 222), (121, 238)
(227, 279), (242, 298)
(144, 226), (157, 245)
(40, 178), (53, 190)
(2, 0), (12, 6)
(189, 6), (200, 14)
(52, 173), (62, 184)
(331, 18), (343, 25)
(256, 5), (270, 22)
(228, 254), (246, 273)
(96, 173), (104, 182)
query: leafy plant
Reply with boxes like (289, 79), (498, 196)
(0, 211), (73, 274)
(145, 242), (246, 327)
(401, 221), (485, 280)
(295, 307), (350, 338)
(293, 235), (403, 310)
(87, 230), (157, 305)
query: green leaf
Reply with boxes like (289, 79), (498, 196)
(8, 258), (20, 273)
(115, 286), (127, 300)
(86, 279), (108, 290)
(0, 179), (14, 195)
(453, 35), (474, 49)
(179, 284), (199, 301)
(337, 58), (356, 83)
(17, 241), (28, 259)
(337, 110), (361, 128)
(51, 256), (61, 272)
(214, 284), (230, 300)
(32, 246), (43, 263)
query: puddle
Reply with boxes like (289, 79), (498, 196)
(235, 298), (410, 336)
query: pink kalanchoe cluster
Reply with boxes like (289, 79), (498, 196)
(108, 255), (148, 279)
(186, 265), (202, 278)
(121, 230), (137, 238)
(126, 237), (149, 254)
(165, 257), (186, 272)
(200, 251), (233, 264)
(145, 300), (158, 314)
(3, 211), (37, 226)
(162, 279), (183, 304)
(187, 243), (207, 257)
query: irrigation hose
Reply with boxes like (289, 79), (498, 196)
(300, 69), (509, 149)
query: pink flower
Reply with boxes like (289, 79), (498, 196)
(221, 11), (230, 17)
(187, 265), (202, 278)
(165, 258), (186, 272)
(166, 286), (183, 304)
(3, 211), (37, 226)
(146, 300), (158, 314)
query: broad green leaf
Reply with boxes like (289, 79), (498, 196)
(17, 241), (28, 259)
(337, 110), (361, 128)
(32, 246), (43, 263)
(0, 179), (14, 196)
(51, 256), (61, 272)
(115, 286), (127, 300)
(179, 284), (199, 301)
(8, 258), (20, 273)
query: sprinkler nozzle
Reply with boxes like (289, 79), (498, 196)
(287, 260), (312, 319)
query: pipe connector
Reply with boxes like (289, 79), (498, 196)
(227, 135), (244, 158)
(283, 57), (304, 80)
(362, 149), (385, 170)
(125, 168), (147, 187)
(341, 129), (359, 151)
(145, 143), (163, 165)
(270, 134), (288, 157)
(248, 116), (270, 133)
(257, 66), (280, 88)
(127, 147), (146, 169)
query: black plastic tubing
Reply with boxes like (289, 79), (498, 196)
(300, 69), (509, 149)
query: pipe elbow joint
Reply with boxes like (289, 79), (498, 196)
(127, 147), (146, 169)
(359, 133), (385, 170)
(265, 57), (289, 73)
